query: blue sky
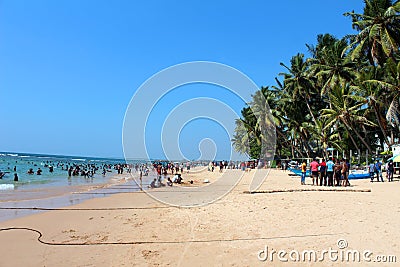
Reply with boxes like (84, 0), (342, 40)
(0, 0), (364, 159)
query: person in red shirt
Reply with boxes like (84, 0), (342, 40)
(156, 164), (162, 181)
(319, 158), (327, 186)
(309, 158), (319, 186)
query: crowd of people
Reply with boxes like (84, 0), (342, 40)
(300, 158), (351, 187)
(149, 162), (191, 188)
(297, 157), (396, 186)
(0, 159), (146, 183)
(207, 160), (270, 172)
(368, 159), (395, 182)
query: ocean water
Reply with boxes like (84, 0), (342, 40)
(0, 152), (157, 222)
(0, 152), (149, 200)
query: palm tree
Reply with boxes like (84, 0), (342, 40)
(232, 1), (400, 160)
(363, 58), (400, 128)
(279, 53), (318, 126)
(303, 118), (343, 159)
(353, 64), (394, 147)
(232, 106), (261, 159)
(274, 74), (318, 157)
(344, 0), (400, 66)
(308, 38), (359, 96)
(321, 84), (376, 152)
(249, 87), (277, 159)
(272, 79), (309, 158)
(384, 59), (400, 127)
(306, 33), (338, 59)
(232, 118), (251, 157)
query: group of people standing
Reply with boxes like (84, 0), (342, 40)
(368, 159), (394, 182)
(301, 158), (350, 187)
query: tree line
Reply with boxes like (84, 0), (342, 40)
(233, 0), (400, 161)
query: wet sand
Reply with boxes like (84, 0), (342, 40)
(0, 173), (138, 222)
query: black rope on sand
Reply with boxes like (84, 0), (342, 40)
(244, 188), (371, 194)
(0, 227), (342, 246)
(0, 206), (171, 211)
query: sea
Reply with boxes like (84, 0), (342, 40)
(0, 152), (150, 222)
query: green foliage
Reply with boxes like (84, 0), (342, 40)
(233, 0), (400, 160)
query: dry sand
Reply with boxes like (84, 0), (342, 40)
(0, 168), (399, 266)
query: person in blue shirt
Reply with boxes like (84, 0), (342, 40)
(369, 163), (375, 182)
(374, 160), (384, 182)
(326, 157), (335, 186)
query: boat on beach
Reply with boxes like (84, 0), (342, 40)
(348, 169), (371, 179)
(288, 168), (310, 176)
(289, 168), (371, 179)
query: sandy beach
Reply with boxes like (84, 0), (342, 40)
(0, 168), (399, 266)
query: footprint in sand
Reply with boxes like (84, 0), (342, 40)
(141, 250), (160, 260)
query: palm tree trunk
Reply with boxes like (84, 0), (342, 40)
(277, 130), (305, 158)
(322, 139), (329, 159)
(300, 135), (311, 158)
(291, 140), (295, 158)
(305, 99), (318, 127)
(344, 119), (373, 152)
(340, 118), (361, 152)
(372, 103), (391, 147)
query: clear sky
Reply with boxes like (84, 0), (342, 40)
(0, 0), (364, 159)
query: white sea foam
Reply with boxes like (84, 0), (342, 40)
(0, 184), (14, 190)
(72, 158), (86, 161)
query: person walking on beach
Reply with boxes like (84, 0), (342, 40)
(301, 160), (307, 185)
(369, 162), (376, 182)
(309, 158), (319, 186)
(326, 157), (335, 186)
(186, 162), (191, 173)
(374, 160), (384, 182)
(387, 160), (394, 182)
(319, 158), (327, 186)
(139, 169), (143, 190)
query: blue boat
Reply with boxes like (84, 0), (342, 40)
(289, 168), (371, 180)
(348, 171), (371, 180)
(288, 168), (310, 176)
